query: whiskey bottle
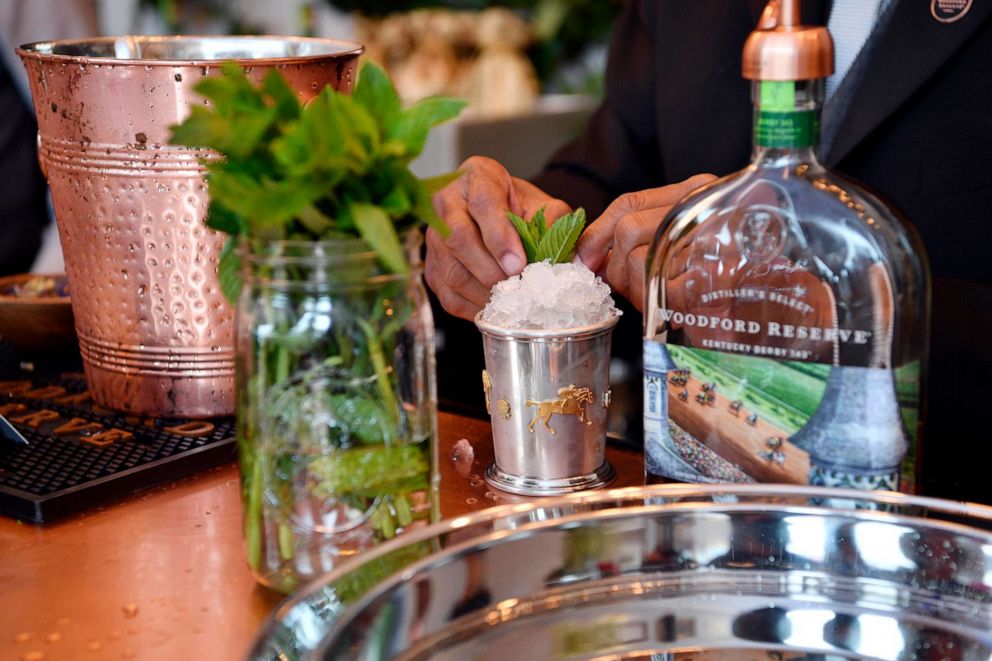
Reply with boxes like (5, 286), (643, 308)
(642, 0), (929, 493)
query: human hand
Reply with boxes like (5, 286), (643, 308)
(575, 174), (717, 311)
(425, 156), (571, 320)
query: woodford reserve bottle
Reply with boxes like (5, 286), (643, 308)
(643, 0), (929, 494)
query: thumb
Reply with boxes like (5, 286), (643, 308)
(577, 174), (716, 271)
(575, 189), (653, 273)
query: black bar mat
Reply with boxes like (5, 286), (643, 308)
(0, 344), (235, 523)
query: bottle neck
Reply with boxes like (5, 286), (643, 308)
(751, 79), (824, 165)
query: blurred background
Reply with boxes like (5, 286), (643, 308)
(1, 0), (622, 421)
(1, 0), (621, 274)
(0, 0), (622, 186)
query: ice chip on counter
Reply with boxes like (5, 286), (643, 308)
(451, 438), (474, 463)
(451, 438), (475, 479)
(481, 261), (621, 330)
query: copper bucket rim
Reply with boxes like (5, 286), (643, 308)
(16, 34), (365, 67)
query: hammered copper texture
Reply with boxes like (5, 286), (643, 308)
(18, 38), (361, 417)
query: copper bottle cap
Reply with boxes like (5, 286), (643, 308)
(742, 0), (834, 81)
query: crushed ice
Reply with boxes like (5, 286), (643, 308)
(451, 438), (474, 463)
(451, 438), (474, 478)
(481, 261), (621, 330)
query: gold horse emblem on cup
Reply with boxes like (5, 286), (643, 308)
(526, 385), (595, 435)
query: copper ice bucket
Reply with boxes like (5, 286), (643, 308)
(17, 36), (363, 417)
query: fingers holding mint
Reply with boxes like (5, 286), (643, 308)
(575, 174), (718, 274)
(426, 156), (570, 320)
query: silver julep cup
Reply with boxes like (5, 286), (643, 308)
(475, 312), (618, 496)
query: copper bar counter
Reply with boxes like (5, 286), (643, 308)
(0, 412), (643, 660)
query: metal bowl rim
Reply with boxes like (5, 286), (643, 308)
(16, 34), (364, 67)
(250, 483), (992, 658)
(313, 495), (992, 657)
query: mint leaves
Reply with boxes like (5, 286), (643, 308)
(507, 207), (587, 264)
(168, 61), (466, 302)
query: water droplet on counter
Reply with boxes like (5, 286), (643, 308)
(122, 604), (139, 619)
(87, 641), (102, 652)
(44, 633), (61, 644)
(21, 651), (44, 661)
(108, 631), (123, 641)
(465, 497), (478, 505)
(13, 632), (31, 643)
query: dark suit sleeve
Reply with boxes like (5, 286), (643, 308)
(531, 1), (664, 218)
(0, 56), (48, 275)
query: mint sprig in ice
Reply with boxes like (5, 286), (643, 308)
(482, 208), (622, 330)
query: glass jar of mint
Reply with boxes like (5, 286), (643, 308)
(236, 232), (438, 593)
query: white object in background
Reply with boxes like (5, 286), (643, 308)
(310, 4), (357, 43)
(30, 197), (64, 274)
(411, 94), (598, 180)
(97, 0), (141, 37)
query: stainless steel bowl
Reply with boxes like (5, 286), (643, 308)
(250, 485), (992, 660)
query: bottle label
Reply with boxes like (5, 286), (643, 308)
(644, 339), (920, 491)
(755, 111), (819, 149)
(755, 81), (819, 148)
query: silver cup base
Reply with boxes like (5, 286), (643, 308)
(485, 461), (616, 496)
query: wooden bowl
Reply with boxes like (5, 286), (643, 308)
(0, 273), (77, 354)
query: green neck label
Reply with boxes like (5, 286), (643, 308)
(755, 81), (819, 149)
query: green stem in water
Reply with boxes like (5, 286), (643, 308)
(246, 455), (263, 570)
(393, 494), (413, 527)
(373, 502), (397, 539)
(357, 318), (399, 428)
(278, 522), (294, 561)
(275, 343), (291, 384)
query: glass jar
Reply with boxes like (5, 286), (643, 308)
(235, 233), (438, 593)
